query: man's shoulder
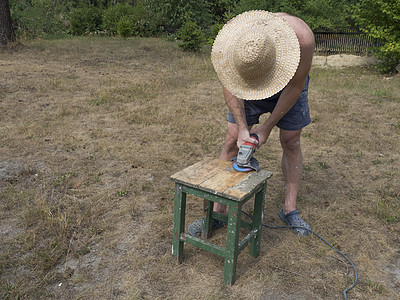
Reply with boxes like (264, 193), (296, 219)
(273, 13), (314, 46)
(273, 12), (310, 31)
(273, 13), (314, 81)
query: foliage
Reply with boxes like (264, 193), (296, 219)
(278, 0), (353, 30)
(69, 5), (103, 35)
(10, 0), (69, 39)
(177, 19), (205, 52)
(233, 0), (353, 31)
(9, 0), (358, 39)
(353, 0), (400, 73)
(103, 3), (134, 35)
(208, 23), (224, 46)
(117, 16), (133, 38)
(207, 0), (238, 20)
(9, 0), (394, 63)
(103, 1), (150, 37)
(207, 7), (235, 45)
(131, 0), (151, 37)
(233, 0), (274, 14)
(145, 0), (212, 35)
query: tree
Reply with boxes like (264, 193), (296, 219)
(234, 0), (353, 31)
(354, 0), (400, 72)
(0, 0), (14, 46)
(178, 18), (205, 52)
(146, 0), (212, 34)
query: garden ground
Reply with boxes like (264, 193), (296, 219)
(0, 37), (399, 299)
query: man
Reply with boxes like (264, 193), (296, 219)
(189, 11), (314, 237)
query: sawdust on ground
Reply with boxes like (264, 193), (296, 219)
(313, 54), (378, 68)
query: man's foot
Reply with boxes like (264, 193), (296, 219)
(187, 218), (226, 237)
(278, 209), (311, 236)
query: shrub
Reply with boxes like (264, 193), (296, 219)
(177, 19), (205, 52)
(207, 0), (237, 20)
(11, 1), (68, 39)
(233, 0), (271, 15)
(284, 0), (353, 31)
(233, 0), (353, 31)
(146, 0), (212, 35)
(103, 3), (134, 35)
(207, 8), (234, 45)
(208, 23), (224, 45)
(131, 1), (150, 37)
(117, 16), (133, 38)
(69, 6), (103, 35)
(353, 0), (400, 73)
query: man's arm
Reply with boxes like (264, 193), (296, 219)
(223, 87), (258, 148)
(252, 17), (315, 146)
(252, 70), (308, 145)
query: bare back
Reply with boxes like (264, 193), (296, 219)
(273, 13), (315, 78)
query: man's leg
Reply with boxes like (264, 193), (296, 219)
(279, 128), (303, 214)
(279, 128), (311, 236)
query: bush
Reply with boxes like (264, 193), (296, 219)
(103, 3), (134, 35)
(69, 6), (103, 35)
(208, 23), (224, 45)
(131, 1), (150, 37)
(117, 16), (133, 38)
(207, 0), (237, 20)
(11, 0), (68, 39)
(353, 0), (400, 73)
(103, 2), (150, 37)
(233, 0), (353, 31)
(177, 19), (205, 52)
(146, 0), (212, 35)
(233, 0), (271, 15)
(207, 8), (234, 45)
(277, 0), (353, 31)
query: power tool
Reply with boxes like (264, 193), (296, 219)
(232, 133), (260, 172)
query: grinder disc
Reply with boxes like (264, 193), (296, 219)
(232, 161), (253, 172)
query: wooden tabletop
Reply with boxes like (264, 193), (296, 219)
(171, 158), (273, 202)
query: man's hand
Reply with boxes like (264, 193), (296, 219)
(237, 129), (259, 149)
(250, 124), (272, 149)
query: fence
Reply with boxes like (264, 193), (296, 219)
(314, 29), (380, 55)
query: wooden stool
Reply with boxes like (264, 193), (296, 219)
(171, 158), (272, 285)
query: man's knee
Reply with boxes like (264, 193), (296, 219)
(280, 129), (302, 153)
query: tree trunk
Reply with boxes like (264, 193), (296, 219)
(0, 0), (14, 46)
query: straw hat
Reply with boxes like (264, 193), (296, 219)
(211, 10), (300, 100)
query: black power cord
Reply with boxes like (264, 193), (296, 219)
(241, 211), (358, 300)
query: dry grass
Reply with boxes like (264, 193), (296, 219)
(0, 37), (399, 299)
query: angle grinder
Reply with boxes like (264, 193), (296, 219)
(232, 133), (260, 172)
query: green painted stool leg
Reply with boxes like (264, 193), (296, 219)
(202, 200), (214, 239)
(172, 183), (186, 263)
(224, 202), (241, 285)
(250, 184), (266, 258)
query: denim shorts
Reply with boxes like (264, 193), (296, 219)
(228, 75), (311, 130)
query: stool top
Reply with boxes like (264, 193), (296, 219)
(171, 158), (272, 201)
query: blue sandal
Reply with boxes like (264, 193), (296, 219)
(278, 209), (311, 236)
(188, 218), (226, 237)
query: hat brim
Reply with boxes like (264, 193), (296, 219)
(211, 11), (300, 100)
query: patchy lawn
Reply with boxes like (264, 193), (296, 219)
(0, 37), (399, 299)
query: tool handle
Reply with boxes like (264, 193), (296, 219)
(243, 133), (259, 150)
(250, 133), (259, 141)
